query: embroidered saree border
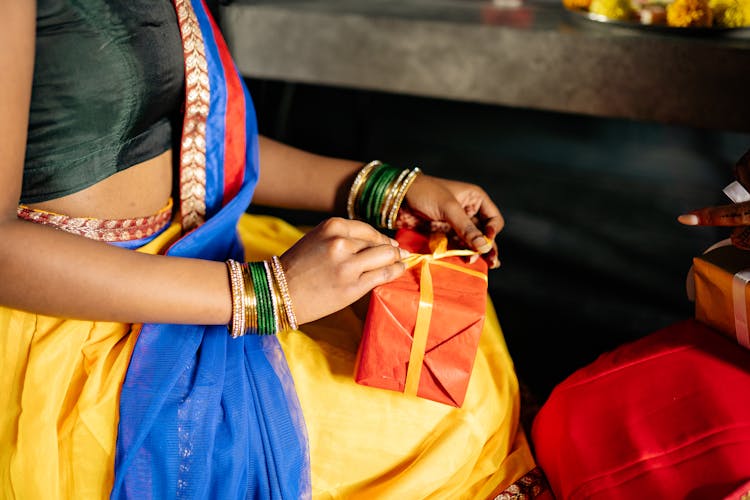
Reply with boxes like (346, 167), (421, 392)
(174, 0), (209, 231)
(492, 467), (551, 500)
(16, 198), (174, 242)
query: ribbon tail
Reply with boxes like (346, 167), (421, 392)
(404, 262), (434, 397)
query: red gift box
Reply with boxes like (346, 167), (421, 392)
(354, 229), (488, 407)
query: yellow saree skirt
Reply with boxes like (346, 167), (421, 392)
(0, 214), (536, 499)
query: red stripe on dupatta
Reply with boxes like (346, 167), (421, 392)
(201, 0), (246, 205)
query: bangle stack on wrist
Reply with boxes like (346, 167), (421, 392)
(347, 160), (422, 230)
(225, 257), (298, 338)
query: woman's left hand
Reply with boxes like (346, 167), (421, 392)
(396, 174), (503, 269)
(678, 149), (750, 249)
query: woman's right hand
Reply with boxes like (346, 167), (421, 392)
(279, 217), (410, 325)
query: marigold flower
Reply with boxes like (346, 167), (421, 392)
(709, 0), (750, 27)
(589, 0), (635, 19)
(666, 0), (714, 26)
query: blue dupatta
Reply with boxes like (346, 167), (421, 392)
(111, 1), (310, 498)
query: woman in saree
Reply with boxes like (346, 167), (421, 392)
(0, 1), (543, 498)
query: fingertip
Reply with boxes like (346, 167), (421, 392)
(472, 235), (493, 254)
(486, 247), (500, 269)
(678, 214), (699, 226)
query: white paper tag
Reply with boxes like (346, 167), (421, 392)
(723, 180), (750, 203)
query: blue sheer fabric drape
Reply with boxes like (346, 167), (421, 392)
(111, 1), (310, 497)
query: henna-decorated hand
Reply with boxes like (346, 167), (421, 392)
(396, 174), (504, 269)
(678, 149), (750, 249)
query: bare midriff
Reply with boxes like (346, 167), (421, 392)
(25, 150), (174, 219)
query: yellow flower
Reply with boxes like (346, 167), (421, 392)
(667, 0), (714, 26)
(709, 0), (750, 26)
(589, 0), (635, 19)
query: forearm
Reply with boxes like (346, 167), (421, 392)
(253, 135), (363, 214)
(0, 219), (231, 325)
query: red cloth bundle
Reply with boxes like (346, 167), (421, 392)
(532, 319), (750, 499)
(354, 229), (488, 407)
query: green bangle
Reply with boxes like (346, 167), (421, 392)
(368, 166), (401, 226)
(250, 262), (275, 335)
(357, 163), (389, 223)
(248, 263), (266, 334)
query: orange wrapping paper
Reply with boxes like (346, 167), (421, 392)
(354, 229), (488, 407)
(692, 243), (750, 348)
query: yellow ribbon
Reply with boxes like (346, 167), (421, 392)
(401, 233), (488, 397)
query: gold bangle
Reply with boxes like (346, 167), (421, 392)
(225, 259), (247, 338)
(347, 160), (382, 220)
(263, 260), (281, 335)
(265, 263), (288, 332)
(387, 167), (422, 230)
(379, 168), (410, 228)
(271, 282), (290, 332)
(241, 263), (258, 335)
(234, 259), (248, 338)
(271, 255), (298, 331)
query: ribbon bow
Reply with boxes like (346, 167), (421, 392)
(400, 233), (488, 397)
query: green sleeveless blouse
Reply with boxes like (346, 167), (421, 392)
(22, 0), (184, 203)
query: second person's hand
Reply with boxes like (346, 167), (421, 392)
(678, 149), (750, 249)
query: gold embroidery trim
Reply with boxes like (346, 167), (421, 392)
(17, 198), (174, 242)
(174, 0), (209, 231)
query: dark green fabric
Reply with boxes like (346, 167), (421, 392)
(22, 0), (184, 203)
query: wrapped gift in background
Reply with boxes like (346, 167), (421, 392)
(691, 240), (750, 350)
(354, 228), (488, 407)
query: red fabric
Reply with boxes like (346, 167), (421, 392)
(201, 0), (246, 205)
(354, 229), (488, 407)
(531, 319), (750, 499)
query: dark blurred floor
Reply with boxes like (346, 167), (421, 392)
(245, 78), (750, 406)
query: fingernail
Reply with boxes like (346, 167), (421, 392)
(390, 239), (400, 246)
(399, 249), (411, 259)
(678, 214), (699, 226)
(473, 236), (492, 254)
(491, 258), (501, 269)
(469, 254), (479, 264)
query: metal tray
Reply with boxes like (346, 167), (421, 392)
(565, 5), (750, 35)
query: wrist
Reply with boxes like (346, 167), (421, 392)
(346, 161), (422, 229)
(225, 257), (298, 338)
